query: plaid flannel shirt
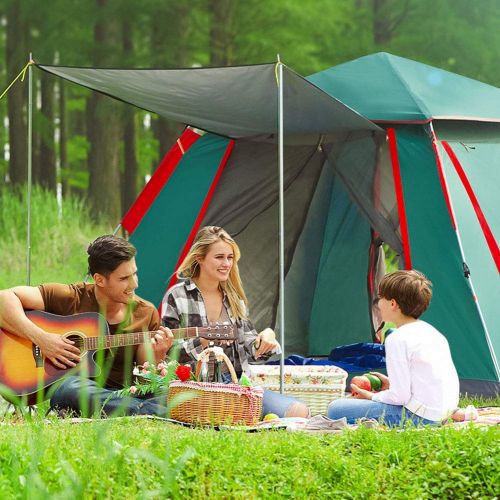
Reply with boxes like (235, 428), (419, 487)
(161, 278), (279, 378)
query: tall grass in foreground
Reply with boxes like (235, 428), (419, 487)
(0, 419), (498, 498)
(0, 186), (112, 288)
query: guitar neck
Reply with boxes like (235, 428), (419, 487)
(83, 327), (199, 351)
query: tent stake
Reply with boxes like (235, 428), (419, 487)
(26, 53), (33, 286)
(278, 58), (285, 394)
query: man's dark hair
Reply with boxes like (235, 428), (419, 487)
(87, 235), (137, 277)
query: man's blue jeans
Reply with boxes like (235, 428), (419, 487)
(51, 376), (168, 418)
(53, 375), (303, 420)
(327, 398), (438, 427)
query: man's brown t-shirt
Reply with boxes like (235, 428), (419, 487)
(38, 282), (160, 388)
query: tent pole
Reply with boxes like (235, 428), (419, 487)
(26, 53), (33, 286)
(278, 58), (285, 394)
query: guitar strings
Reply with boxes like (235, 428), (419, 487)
(69, 325), (236, 351)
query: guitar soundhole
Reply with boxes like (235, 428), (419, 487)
(66, 334), (84, 350)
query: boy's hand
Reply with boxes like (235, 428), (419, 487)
(370, 371), (390, 390)
(351, 383), (373, 400)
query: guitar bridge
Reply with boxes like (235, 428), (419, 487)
(32, 343), (44, 368)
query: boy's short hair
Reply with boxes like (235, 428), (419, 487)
(378, 270), (432, 319)
(87, 235), (137, 277)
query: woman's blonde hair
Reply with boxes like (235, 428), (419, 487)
(176, 226), (248, 320)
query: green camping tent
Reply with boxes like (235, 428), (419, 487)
(308, 52), (500, 396)
(39, 54), (500, 396)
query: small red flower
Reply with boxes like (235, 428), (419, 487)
(175, 364), (192, 382)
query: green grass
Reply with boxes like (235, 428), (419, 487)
(0, 185), (111, 288)
(1, 186), (499, 499)
(0, 417), (498, 499)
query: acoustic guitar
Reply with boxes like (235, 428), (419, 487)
(0, 310), (234, 402)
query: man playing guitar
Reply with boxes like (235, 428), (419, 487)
(0, 235), (174, 417)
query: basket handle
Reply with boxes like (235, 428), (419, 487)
(194, 347), (239, 384)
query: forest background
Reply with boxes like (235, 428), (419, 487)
(1, 0), (500, 225)
(0, 6), (499, 496)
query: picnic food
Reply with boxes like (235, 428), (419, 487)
(351, 373), (383, 394)
(364, 373), (382, 391)
(263, 413), (279, 421)
(351, 375), (372, 393)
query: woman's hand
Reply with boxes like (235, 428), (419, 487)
(370, 371), (390, 390)
(255, 328), (278, 358)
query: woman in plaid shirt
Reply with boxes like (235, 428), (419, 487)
(161, 226), (309, 418)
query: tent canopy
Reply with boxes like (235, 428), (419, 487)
(37, 59), (386, 357)
(38, 63), (380, 143)
(308, 52), (500, 123)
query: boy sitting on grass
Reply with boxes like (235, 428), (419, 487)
(327, 270), (459, 427)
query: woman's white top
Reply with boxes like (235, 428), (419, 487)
(371, 320), (459, 421)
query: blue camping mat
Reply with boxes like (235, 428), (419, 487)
(268, 342), (386, 373)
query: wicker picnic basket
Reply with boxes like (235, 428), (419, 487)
(167, 348), (264, 426)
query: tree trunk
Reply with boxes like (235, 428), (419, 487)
(39, 71), (57, 190)
(87, 0), (122, 223)
(121, 19), (138, 213)
(209, 0), (236, 66)
(87, 95), (122, 223)
(5, 0), (27, 185)
(59, 79), (68, 194)
(150, 2), (190, 169)
(153, 118), (182, 169)
(66, 83), (87, 198)
(372, 0), (410, 45)
(122, 111), (137, 213)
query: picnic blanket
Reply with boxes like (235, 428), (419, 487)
(246, 406), (500, 433)
(443, 407), (500, 427)
(4, 407), (498, 433)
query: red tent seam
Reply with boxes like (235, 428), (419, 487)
(442, 141), (500, 274)
(121, 128), (201, 234)
(387, 128), (412, 269)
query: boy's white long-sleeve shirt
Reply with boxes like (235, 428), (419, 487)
(371, 320), (459, 421)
